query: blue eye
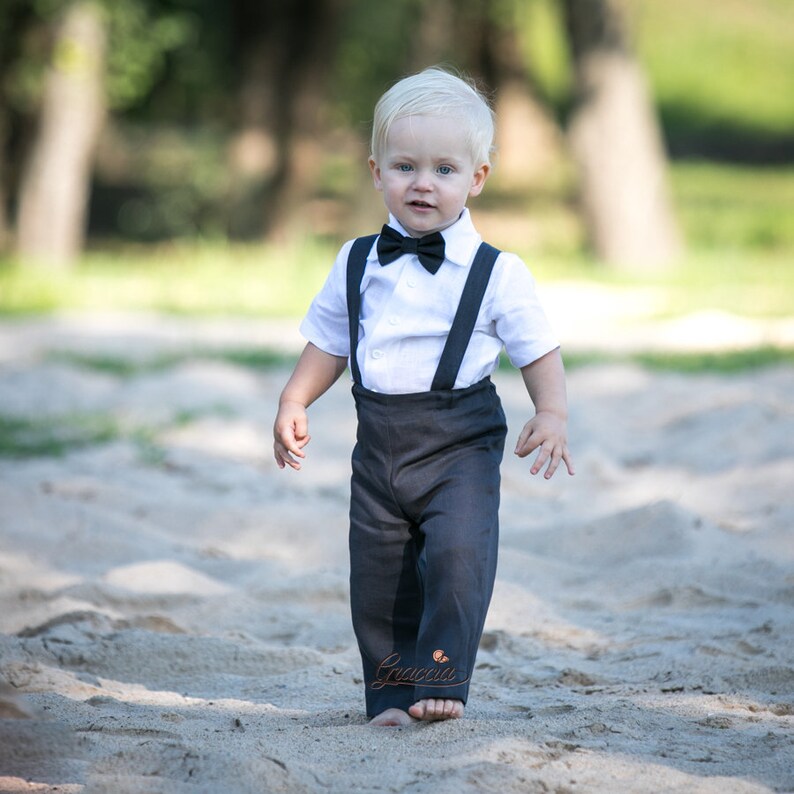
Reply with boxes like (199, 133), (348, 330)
(437, 165), (453, 175)
(397, 164), (413, 172)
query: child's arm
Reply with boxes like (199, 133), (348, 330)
(515, 347), (575, 479)
(273, 342), (348, 471)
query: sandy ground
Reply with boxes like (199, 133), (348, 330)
(0, 306), (792, 793)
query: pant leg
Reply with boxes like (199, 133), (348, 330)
(387, 379), (507, 706)
(349, 407), (423, 717)
(410, 437), (502, 704)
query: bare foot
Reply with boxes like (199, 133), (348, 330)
(407, 698), (464, 721)
(368, 708), (416, 727)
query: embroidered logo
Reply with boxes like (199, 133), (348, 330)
(370, 649), (469, 690)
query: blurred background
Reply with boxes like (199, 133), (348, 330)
(0, 0), (792, 333)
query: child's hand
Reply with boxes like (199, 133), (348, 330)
(273, 400), (311, 470)
(514, 410), (575, 479)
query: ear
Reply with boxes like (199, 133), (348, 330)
(369, 157), (383, 191)
(468, 163), (490, 198)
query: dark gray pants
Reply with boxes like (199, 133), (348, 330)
(349, 377), (507, 717)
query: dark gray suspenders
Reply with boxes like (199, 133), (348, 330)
(345, 234), (379, 387)
(345, 235), (501, 391)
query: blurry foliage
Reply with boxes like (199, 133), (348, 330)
(332, 0), (415, 129)
(93, 125), (232, 241)
(5, 0), (218, 114)
(103, 0), (194, 111)
(514, 0), (571, 114)
(1, 0), (792, 248)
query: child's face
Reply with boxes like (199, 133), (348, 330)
(369, 115), (489, 238)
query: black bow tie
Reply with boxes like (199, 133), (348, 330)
(376, 225), (446, 274)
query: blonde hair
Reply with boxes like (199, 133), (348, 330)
(370, 66), (495, 167)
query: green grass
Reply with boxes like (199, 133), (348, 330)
(0, 414), (120, 458)
(47, 348), (297, 377)
(670, 162), (794, 251)
(2, 238), (792, 323)
(0, 403), (241, 460)
(621, 248), (793, 320)
(561, 346), (794, 374)
(628, 0), (794, 140)
(54, 342), (794, 382)
(45, 341), (794, 380)
(0, 238), (335, 318)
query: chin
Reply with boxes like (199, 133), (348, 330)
(401, 215), (453, 236)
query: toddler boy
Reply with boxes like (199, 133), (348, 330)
(274, 67), (573, 727)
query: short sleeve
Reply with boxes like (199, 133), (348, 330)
(299, 240), (354, 357)
(489, 253), (559, 368)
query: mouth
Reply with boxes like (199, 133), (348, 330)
(408, 200), (435, 209)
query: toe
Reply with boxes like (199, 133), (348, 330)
(409, 698), (464, 721)
(369, 708), (414, 727)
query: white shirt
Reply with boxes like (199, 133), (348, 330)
(300, 209), (559, 394)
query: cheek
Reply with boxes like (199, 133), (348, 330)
(382, 180), (403, 197)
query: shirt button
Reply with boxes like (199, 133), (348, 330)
(389, 316), (400, 326)
(407, 278), (417, 288)
(371, 349), (384, 359)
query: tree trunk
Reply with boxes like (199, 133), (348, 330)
(0, 113), (9, 252)
(16, 1), (106, 268)
(0, 1), (36, 254)
(562, 0), (682, 270)
(228, 0), (346, 241)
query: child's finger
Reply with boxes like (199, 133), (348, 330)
(276, 423), (310, 456)
(278, 451), (302, 471)
(530, 443), (549, 474)
(274, 441), (305, 471)
(514, 424), (538, 456)
(562, 447), (576, 476)
(293, 414), (309, 442)
(542, 445), (575, 478)
(543, 448), (562, 479)
(293, 433), (311, 450)
(284, 435), (308, 457)
(278, 440), (305, 462)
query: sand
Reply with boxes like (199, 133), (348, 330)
(0, 304), (792, 793)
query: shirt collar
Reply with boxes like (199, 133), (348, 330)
(372, 208), (482, 268)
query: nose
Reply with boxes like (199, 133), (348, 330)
(412, 169), (433, 191)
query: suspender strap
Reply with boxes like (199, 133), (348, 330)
(430, 242), (500, 391)
(346, 234), (378, 385)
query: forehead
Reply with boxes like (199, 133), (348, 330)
(384, 114), (471, 158)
